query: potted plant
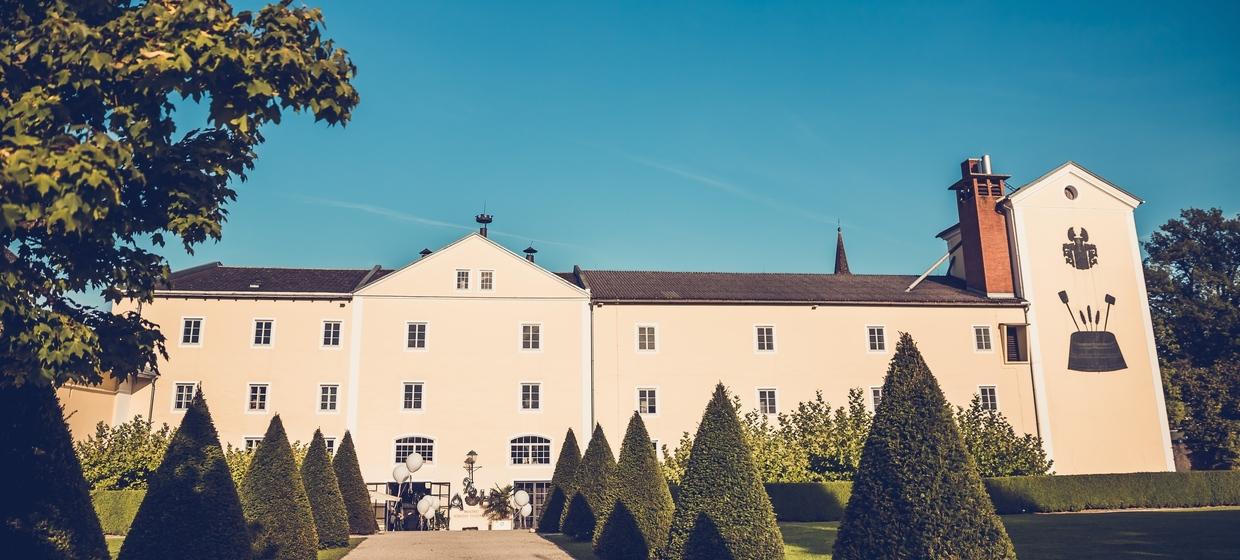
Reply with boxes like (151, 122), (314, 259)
(484, 484), (514, 530)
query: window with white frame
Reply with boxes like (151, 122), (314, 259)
(480, 270), (494, 290)
(244, 437), (263, 451)
(253, 319), (273, 346)
(867, 326), (886, 351)
(522, 324), (541, 350)
(755, 326), (775, 352)
(324, 437), (336, 457)
(394, 436), (434, 464)
(758, 388), (778, 414)
(510, 436), (551, 465)
(651, 440), (660, 459)
(638, 388), (658, 415)
(637, 325), (657, 351)
(521, 383), (541, 410)
(323, 321), (342, 347)
(513, 481), (550, 526)
(173, 383), (197, 410)
(979, 386), (998, 411)
(406, 322), (427, 349)
(456, 269), (470, 290)
(248, 384), (268, 412)
(974, 326), (993, 351)
(871, 386), (883, 410)
(319, 384), (338, 412)
(402, 382), (424, 410)
(182, 318), (202, 345)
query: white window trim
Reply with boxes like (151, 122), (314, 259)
(754, 324), (777, 354)
(757, 387), (778, 415)
(317, 383), (340, 415)
(480, 269), (495, 291)
(455, 269), (471, 291)
(651, 439), (661, 460)
(635, 323), (659, 353)
(519, 322), (543, 353)
(508, 433), (554, 467)
(246, 382), (271, 415)
(979, 385), (999, 410)
(866, 325), (888, 353)
(321, 319), (344, 349)
(400, 381), (426, 413)
(251, 318), (275, 348)
(179, 316), (204, 347)
(972, 324), (994, 353)
(324, 437), (337, 456)
(870, 385), (883, 411)
(636, 386), (660, 417)
(170, 381), (198, 413)
(404, 321), (429, 352)
(518, 381), (543, 413)
(243, 436), (264, 451)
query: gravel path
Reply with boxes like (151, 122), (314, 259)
(347, 530), (577, 560)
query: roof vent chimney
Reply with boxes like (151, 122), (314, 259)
(981, 154), (992, 175)
(419, 248), (432, 259)
(475, 213), (493, 237)
(523, 245), (538, 263)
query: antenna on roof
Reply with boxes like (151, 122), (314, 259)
(475, 211), (493, 238)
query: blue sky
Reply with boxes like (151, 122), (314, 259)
(176, 0), (1239, 278)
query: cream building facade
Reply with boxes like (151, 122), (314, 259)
(59, 157), (1175, 510)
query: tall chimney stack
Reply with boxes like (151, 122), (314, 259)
(475, 213), (493, 237)
(948, 155), (1015, 297)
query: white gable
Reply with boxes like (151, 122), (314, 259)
(1006, 161), (1142, 210)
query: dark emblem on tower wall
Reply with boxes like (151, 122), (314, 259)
(1063, 227), (1098, 270)
(1057, 290), (1127, 372)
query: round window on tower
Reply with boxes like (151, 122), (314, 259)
(1064, 186), (1078, 200)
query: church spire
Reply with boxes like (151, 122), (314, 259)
(834, 226), (851, 275)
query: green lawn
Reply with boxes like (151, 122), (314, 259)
(106, 536), (365, 559)
(545, 507), (1240, 559)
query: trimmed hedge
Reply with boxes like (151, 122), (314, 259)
(301, 430), (350, 548)
(538, 428), (581, 533)
(561, 424), (616, 541)
(593, 412), (673, 559)
(242, 415), (318, 560)
(91, 489), (146, 536)
(333, 431), (377, 535)
(765, 482), (851, 522)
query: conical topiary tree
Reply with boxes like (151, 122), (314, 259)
(300, 430), (350, 548)
(0, 383), (109, 559)
(833, 333), (1016, 559)
(560, 423), (616, 541)
(242, 415), (318, 560)
(332, 431), (376, 535)
(537, 428), (581, 533)
(593, 412), (674, 560)
(663, 384), (782, 560)
(119, 391), (250, 559)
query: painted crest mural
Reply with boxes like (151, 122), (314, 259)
(1059, 226), (1126, 372)
(1063, 227), (1098, 270)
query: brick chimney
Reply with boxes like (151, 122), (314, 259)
(948, 155), (1015, 297)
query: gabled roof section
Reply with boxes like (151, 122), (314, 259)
(1006, 161), (1143, 208)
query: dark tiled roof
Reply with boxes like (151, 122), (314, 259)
(168, 263), (392, 293)
(571, 270), (1021, 305)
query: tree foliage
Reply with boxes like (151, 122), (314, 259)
(75, 416), (174, 490)
(0, 383), (109, 559)
(955, 396), (1052, 477)
(332, 431), (376, 535)
(0, 0), (359, 388)
(1163, 360), (1240, 469)
(664, 383), (783, 560)
(118, 391), (249, 560)
(834, 333), (1014, 560)
(240, 415), (317, 560)
(560, 423), (615, 541)
(225, 438), (307, 489)
(300, 429), (349, 549)
(538, 427), (581, 533)
(593, 412), (673, 560)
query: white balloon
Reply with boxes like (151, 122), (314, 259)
(416, 496), (432, 515)
(520, 503), (533, 517)
(431, 496), (441, 509)
(514, 490), (530, 507)
(422, 507), (435, 519)
(392, 464), (410, 482)
(405, 452), (424, 473)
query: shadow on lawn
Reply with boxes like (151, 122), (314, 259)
(1004, 508), (1240, 560)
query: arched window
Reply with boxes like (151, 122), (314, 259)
(394, 436), (434, 464)
(510, 436), (551, 465)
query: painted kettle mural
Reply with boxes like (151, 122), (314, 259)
(1058, 227), (1127, 372)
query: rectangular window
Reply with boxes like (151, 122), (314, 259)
(402, 382), (424, 410)
(253, 320), (273, 346)
(181, 318), (202, 345)
(867, 326), (886, 351)
(322, 321), (342, 347)
(514, 481), (551, 527)
(324, 437), (336, 457)
(979, 386), (998, 411)
(871, 386), (883, 410)
(522, 324), (541, 350)
(755, 326), (776, 352)
(758, 388), (777, 414)
(244, 437), (263, 451)
(638, 388), (658, 415)
(1004, 324), (1030, 363)
(637, 325), (657, 351)
(173, 383), (197, 410)
(521, 383), (541, 410)
(248, 384), (268, 412)
(974, 326), (993, 351)
(406, 322), (427, 349)
(456, 269), (470, 290)
(319, 384), (338, 412)
(480, 270), (494, 290)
